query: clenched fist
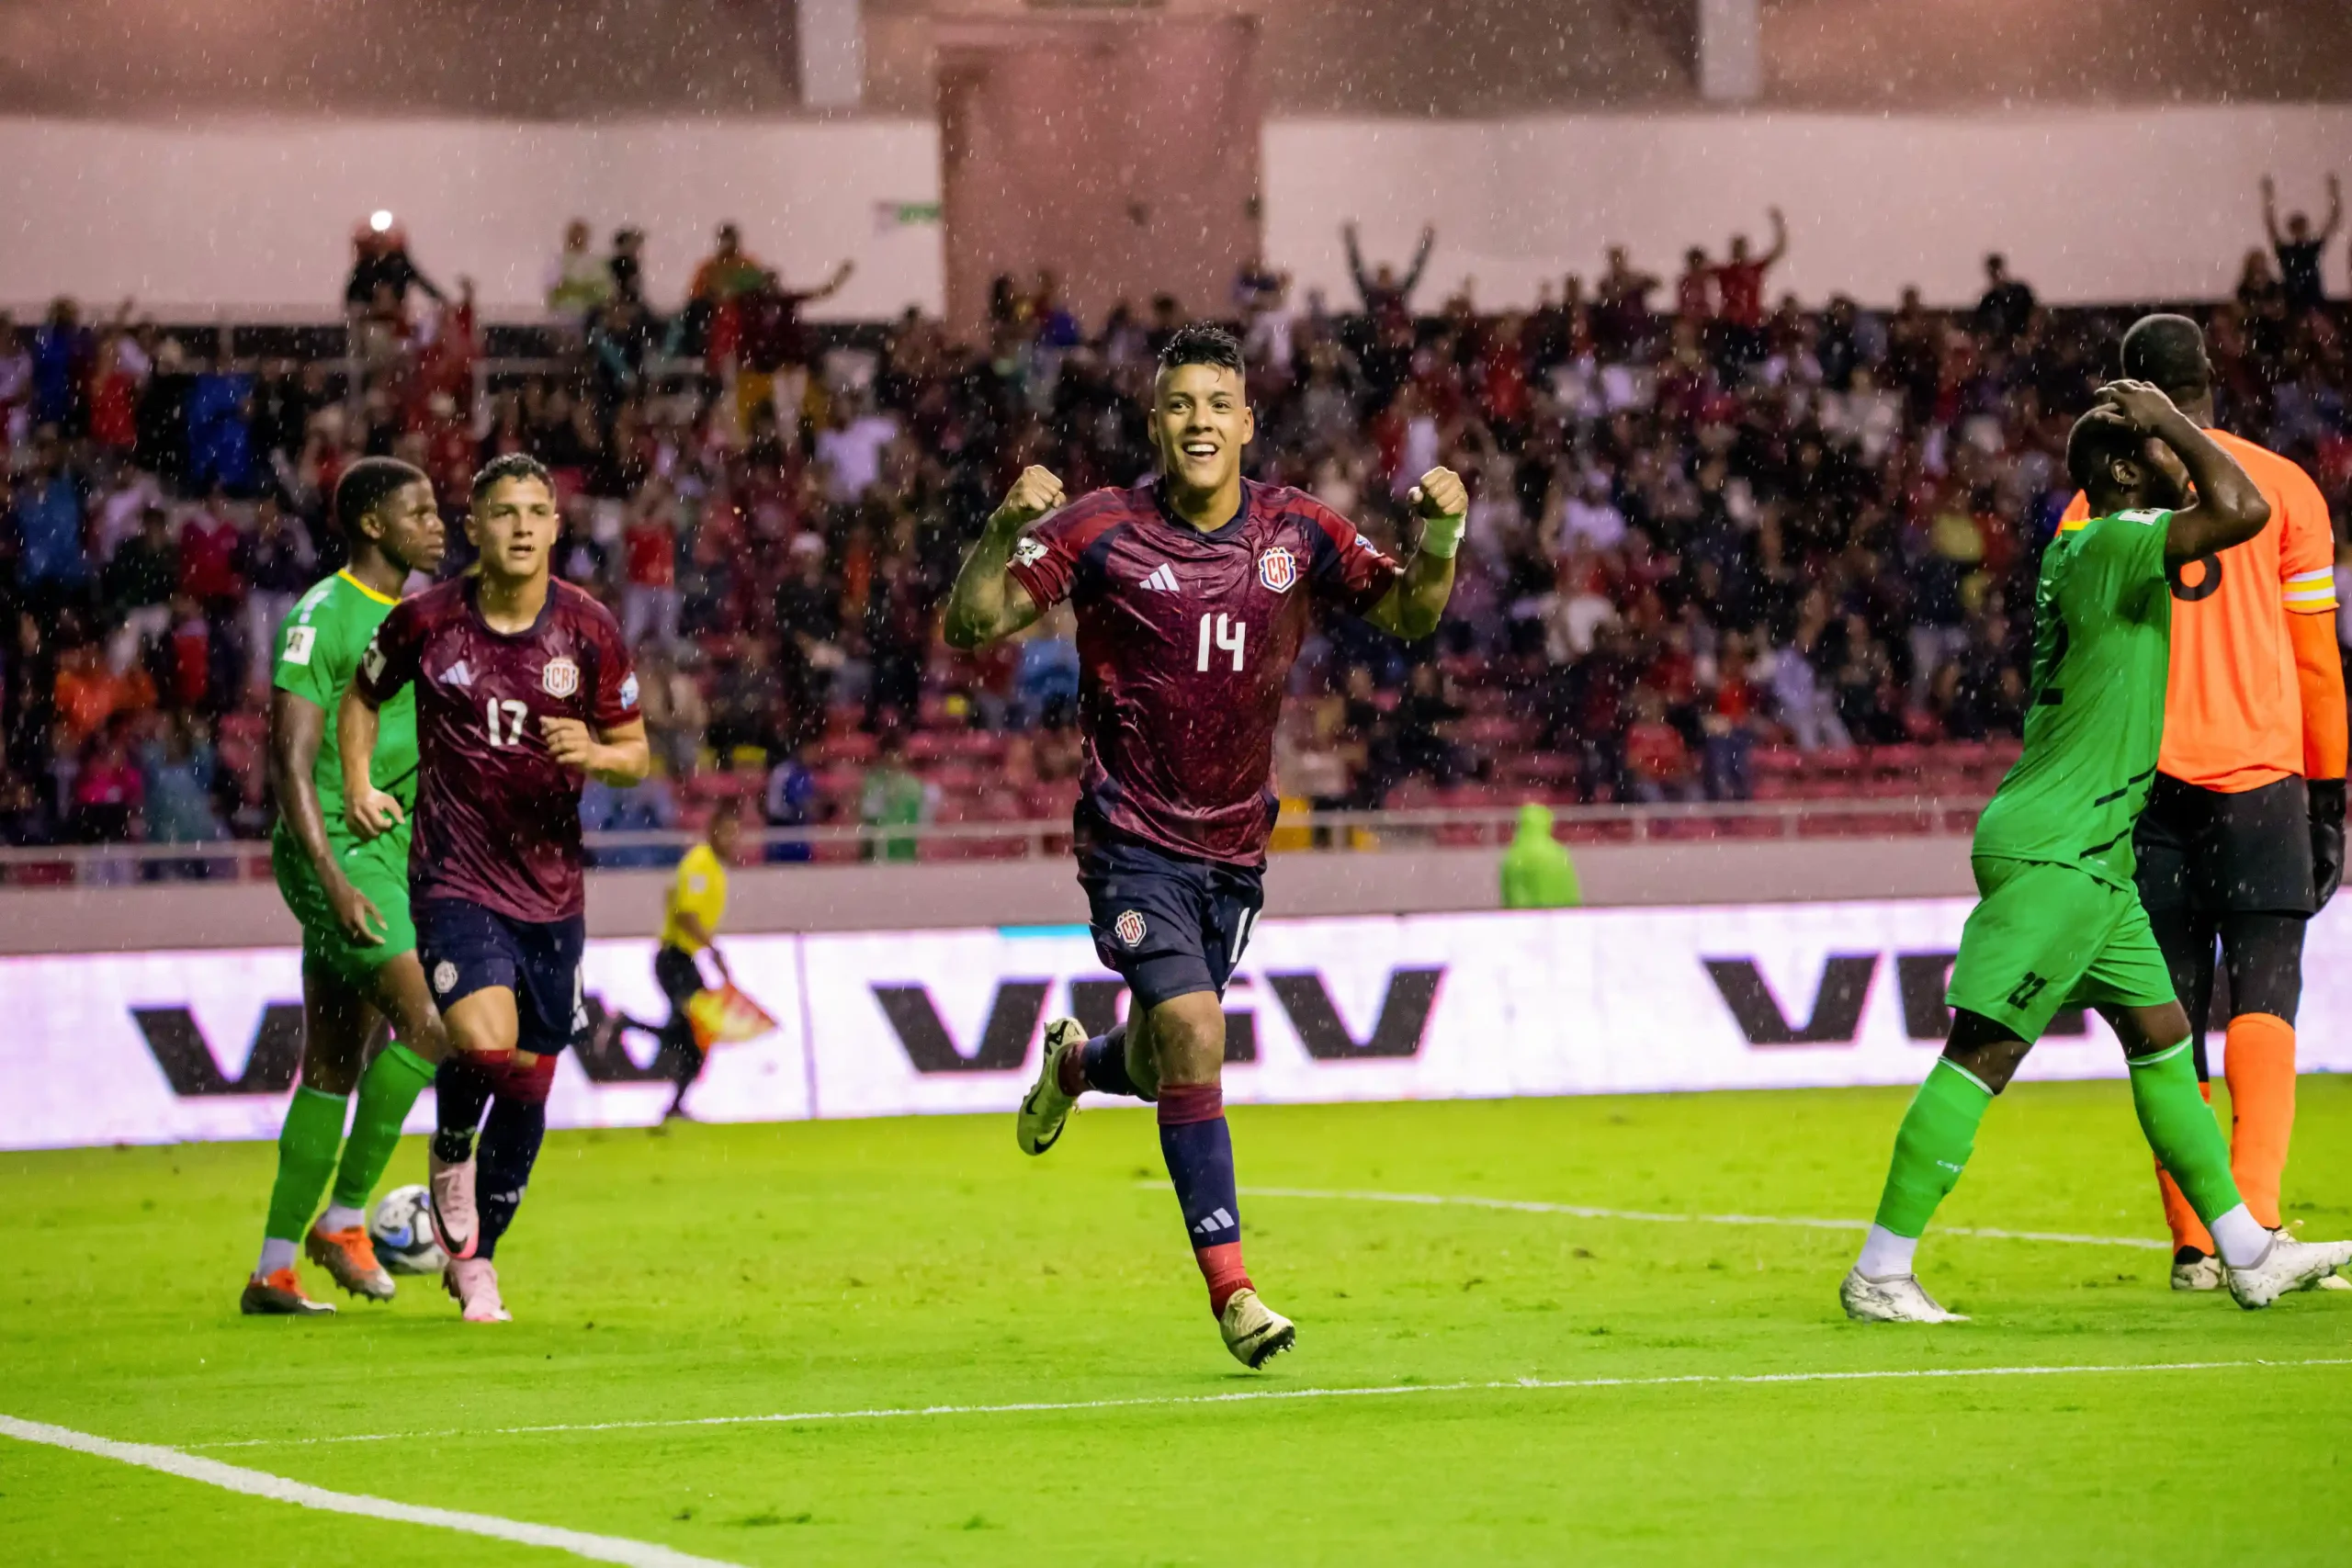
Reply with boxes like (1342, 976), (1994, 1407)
(992, 466), (1066, 531)
(1408, 467), (1468, 520)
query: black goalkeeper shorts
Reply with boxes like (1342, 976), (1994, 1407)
(2134, 773), (2314, 917)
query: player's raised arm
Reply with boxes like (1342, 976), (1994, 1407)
(1363, 466), (1467, 641)
(942, 465), (1061, 650)
(2090, 380), (2269, 561)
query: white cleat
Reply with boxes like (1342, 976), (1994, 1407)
(2170, 1251), (2223, 1292)
(1016, 1018), (1084, 1156)
(1219, 1287), (1296, 1368)
(1840, 1269), (1969, 1323)
(2226, 1232), (2352, 1310)
(443, 1257), (510, 1323)
(2319, 1273), (2352, 1292)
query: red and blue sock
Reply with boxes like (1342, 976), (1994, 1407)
(477, 1055), (554, 1261)
(1158, 1083), (1252, 1316)
(1060, 1024), (1143, 1098)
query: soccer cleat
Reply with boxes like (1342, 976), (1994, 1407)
(241, 1268), (336, 1316)
(1218, 1287), (1296, 1368)
(2224, 1232), (2352, 1310)
(428, 1150), (480, 1260)
(305, 1224), (396, 1302)
(2170, 1247), (2223, 1292)
(1839, 1269), (1969, 1324)
(443, 1257), (511, 1323)
(1016, 1018), (1084, 1156)
(2319, 1272), (2352, 1292)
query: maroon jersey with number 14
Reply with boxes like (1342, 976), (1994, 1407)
(1007, 478), (1402, 868)
(354, 577), (640, 923)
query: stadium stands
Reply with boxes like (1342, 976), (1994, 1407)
(2, 220), (2346, 866)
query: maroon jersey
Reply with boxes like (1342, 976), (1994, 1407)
(354, 577), (639, 922)
(1008, 479), (1402, 867)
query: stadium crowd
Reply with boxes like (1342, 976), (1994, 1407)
(3, 201), (2349, 857)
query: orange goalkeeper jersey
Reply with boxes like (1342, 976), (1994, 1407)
(2061, 429), (2337, 793)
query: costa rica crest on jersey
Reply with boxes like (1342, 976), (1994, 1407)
(541, 657), (580, 698)
(1257, 546), (1298, 593)
(1114, 909), (1148, 948)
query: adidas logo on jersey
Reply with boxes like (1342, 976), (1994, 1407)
(1139, 563), (1180, 593)
(440, 660), (475, 689)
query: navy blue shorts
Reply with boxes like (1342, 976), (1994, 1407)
(1079, 833), (1264, 1012)
(416, 898), (587, 1055)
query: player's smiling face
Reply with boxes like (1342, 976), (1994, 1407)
(1151, 362), (1253, 500)
(469, 476), (560, 585)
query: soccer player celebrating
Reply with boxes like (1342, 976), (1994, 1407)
(944, 324), (1465, 1366)
(243, 457), (456, 1315)
(1843, 381), (2352, 1323)
(342, 454), (649, 1323)
(2059, 315), (2348, 1291)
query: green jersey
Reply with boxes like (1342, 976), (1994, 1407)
(1973, 507), (2174, 887)
(270, 570), (418, 853)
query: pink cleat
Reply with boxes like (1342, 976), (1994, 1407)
(443, 1257), (510, 1323)
(428, 1150), (479, 1261)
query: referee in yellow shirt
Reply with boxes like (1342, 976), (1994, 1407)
(641, 807), (741, 1120)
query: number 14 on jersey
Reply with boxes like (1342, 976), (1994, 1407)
(1196, 612), (1247, 672)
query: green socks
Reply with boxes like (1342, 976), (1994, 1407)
(2127, 1040), (2243, 1224)
(331, 1044), (435, 1213)
(1870, 1058), (1995, 1239)
(264, 1086), (349, 1245)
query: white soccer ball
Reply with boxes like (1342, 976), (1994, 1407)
(368, 1184), (447, 1275)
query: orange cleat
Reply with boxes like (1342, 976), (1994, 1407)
(305, 1224), (395, 1302)
(241, 1268), (336, 1316)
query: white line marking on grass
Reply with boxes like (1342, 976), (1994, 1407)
(186, 1356), (2351, 1453)
(0, 1414), (741, 1568)
(1244, 1186), (2174, 1251)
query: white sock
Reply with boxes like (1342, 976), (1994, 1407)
(320, 1203), (365, 1233)
(2209, 1204), (2269, 1269)
(1856, 1224), (1919, 1280)
(255, 1236), (299, 1277)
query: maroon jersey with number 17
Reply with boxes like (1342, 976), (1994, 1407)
(1007, 478), (1402, 868)
(354, 577), (640, 923)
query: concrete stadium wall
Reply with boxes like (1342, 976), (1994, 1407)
(0, 836), (1973, 956)
(1266, 105), (2352, 310)
(7, 105), (2347, 316)
(0, 117), (945, 318)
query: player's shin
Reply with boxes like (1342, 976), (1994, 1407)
(326, 1043), (435, 1226)
(1158, 1083), (1250, 1314)
(1067, 1022), (1145, 1098)
(2127, 1040), (2266, 1268)
(475, 1057), (553, 1260)
(431, 1055), (496, 1163)
(1859, 1058), (1994, 1278)
(259, 1087), (349, 1275)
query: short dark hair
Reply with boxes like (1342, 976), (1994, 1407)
(469, 452), (555, 507)
(1156, 322), (1244, 377)
(2119, 313), (2210, 402)
(334, 457), (429, 538)
(2066, 406), (2146, 496)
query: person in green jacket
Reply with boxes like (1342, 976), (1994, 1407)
(1500, 802), (1580, 908)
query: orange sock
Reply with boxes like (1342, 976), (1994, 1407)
(2222, 1011), (2297, 1230)
(2153, 1078), (2216, 1256)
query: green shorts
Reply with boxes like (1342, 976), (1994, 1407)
(272, 829), (414, 985)
(1946, 856), (2177, 1043)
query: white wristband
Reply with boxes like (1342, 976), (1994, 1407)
(1419, 511), (1465, 559)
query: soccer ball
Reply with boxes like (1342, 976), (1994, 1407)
(368, 1184), (447, 1275)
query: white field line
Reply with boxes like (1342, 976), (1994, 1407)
(1242, 1185), (2174, 1251)
(0, 1414), (741, 1568)
(182, 1357), (2352, 1453)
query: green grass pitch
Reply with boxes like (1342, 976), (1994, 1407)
(5, 1077), (2350, 1566)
